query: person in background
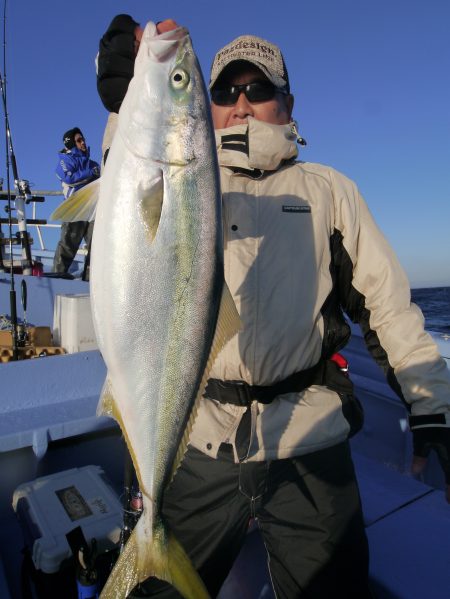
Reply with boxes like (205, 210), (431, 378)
(53, 127), (100, 280)
(97, 18), (450, 599)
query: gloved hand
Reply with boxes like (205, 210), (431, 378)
(412, 427), (450, 503)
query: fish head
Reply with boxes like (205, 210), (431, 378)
(118, 21), (213, 167)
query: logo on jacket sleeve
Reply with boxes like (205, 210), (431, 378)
(282, 205), (311, 213)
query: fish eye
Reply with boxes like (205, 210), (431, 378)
(171, 68), (190, 90)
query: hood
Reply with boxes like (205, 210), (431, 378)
(215, 117), (298, 174)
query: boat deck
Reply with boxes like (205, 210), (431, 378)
(1, 275), (449, 598)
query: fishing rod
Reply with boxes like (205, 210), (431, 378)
(0, 0), (33, 276)
(0, 0), (18, 359)
(0, 0), (36, 359)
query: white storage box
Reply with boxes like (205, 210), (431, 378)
(12, 465), (122, 574)
(53, 294), (98, 353)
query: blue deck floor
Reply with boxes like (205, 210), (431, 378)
(1, 275), (449, 598)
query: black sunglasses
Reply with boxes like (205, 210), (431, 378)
(211, 81), (288, 106)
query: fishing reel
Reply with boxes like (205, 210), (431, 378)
(16, 279), (29, 348)
(16, 323), (28, 347)
(120, 488), (143, 549)
(16, 178), (32, 203)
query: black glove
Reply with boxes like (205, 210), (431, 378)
(412, 427), (450, 485)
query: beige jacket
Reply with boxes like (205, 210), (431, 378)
(189, 118), (450, 462)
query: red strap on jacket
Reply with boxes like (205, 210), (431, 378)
(330, 352), (349, 373)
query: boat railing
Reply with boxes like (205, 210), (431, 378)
(22, 189), (64, 253)
(0, 188), (87, 272)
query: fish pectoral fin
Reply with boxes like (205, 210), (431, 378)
(99, 512), (210, 599)
(139, 171), (164, 241)
(50, 178), (100, 222)
(171, 281), (242, 479)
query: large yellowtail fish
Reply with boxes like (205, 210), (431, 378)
(53, 22), (240, 598)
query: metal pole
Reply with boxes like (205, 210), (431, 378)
(11, 177), (32, 275)
(1, 0), (18, 359)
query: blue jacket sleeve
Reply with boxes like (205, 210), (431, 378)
(55, 154), (100, 186)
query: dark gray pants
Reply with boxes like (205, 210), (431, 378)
(52, 221), (93, 278)
(129, 441), (370, 598)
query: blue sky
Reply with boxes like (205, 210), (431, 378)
(3, 0), (450, 287)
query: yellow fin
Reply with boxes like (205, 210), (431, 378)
(99, 512), (210, 599)
(50, 178), (100, 222)
(139, 172), (164, 241)
(96, 377), (144, 491)
(171, 281), (242, 479)
(96, 376), (116, 418)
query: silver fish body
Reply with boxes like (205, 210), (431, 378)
(90, 22), (239, 599)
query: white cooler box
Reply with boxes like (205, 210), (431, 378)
(53, 293), (98, 353)
(12, 465), (122, 576)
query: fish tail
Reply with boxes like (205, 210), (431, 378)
(158, 527), (210, 599)
(99, 511), (209, 599)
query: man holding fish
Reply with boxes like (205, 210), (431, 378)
(79, 16), (450, 599)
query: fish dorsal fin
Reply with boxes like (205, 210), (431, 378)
(139, 172), (164, 242)
(170, 281), (242, 480)
(50, 178), (100, 222)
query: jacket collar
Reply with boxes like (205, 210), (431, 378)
(60, 146), (90, 158)
(215, 117), (298, 176)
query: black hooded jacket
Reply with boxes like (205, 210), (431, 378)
(97, 14), (139, 113)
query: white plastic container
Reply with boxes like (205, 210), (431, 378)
(12, 465), (122, 574)
(53, 294), (98, 353)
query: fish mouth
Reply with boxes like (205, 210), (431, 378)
(141, 23), (190, 62)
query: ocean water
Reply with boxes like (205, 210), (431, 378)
(411, 286), (450, 335)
